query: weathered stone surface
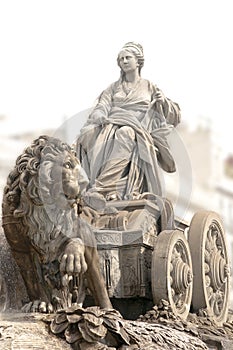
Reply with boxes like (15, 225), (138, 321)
(0, 311), (208, 350)
(0, 313), (72, 350)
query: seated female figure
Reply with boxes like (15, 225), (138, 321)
(76, 42), (181, 201)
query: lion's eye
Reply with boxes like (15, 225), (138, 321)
(64, 161), (72, 169)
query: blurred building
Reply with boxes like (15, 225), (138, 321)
(165, 121), (221, 220)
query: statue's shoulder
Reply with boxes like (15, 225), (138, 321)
(109, 79), (121, 91)
(99, 80), (120, 96)
(141, 78), (158, 91)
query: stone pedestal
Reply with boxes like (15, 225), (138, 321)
(93, 200), (159, 300)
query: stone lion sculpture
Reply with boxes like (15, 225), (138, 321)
(2, 135), (112, 312)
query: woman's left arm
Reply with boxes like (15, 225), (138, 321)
(152, 85), (181, 127)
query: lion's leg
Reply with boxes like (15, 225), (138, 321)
(84, 246), (112, 309)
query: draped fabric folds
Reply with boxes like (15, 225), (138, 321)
(76, 78), (181, 200)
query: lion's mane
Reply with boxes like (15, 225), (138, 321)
(3, 135), (79, 262)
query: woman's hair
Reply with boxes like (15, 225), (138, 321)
(117, 42), (144, 76)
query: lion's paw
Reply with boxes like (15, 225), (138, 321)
(21, 300), (54, 313)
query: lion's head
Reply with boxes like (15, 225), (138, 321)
(3, 135), (89, 262)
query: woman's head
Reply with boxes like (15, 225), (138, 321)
(117, 42), (144, 76)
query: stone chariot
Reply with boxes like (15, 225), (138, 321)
(93, 197), (230, 325)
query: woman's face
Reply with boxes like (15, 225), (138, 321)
(118, 50), (139, 74)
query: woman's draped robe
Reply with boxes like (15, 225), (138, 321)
(76, 79), (181, 201)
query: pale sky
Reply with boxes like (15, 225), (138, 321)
(0, 0), (233, 150)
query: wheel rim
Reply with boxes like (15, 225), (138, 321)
(152, 230), (193, 319)
(188, 211), (230, 325)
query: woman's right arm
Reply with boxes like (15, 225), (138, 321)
(87, 83), (115, 125)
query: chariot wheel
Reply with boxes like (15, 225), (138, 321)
(152, 230), (193, 319)
(188, 210), (230, 325)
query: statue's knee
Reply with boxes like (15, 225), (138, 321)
(116, 126), (135, 141)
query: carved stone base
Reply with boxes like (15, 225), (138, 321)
(97, 242), (152, 299)
(91, 200), (159, 300)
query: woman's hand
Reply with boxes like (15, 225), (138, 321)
(89, 110), (109, 125)
(154, 90), (165, 103)
(94, 115), (109, 125)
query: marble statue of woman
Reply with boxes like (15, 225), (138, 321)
(76, 42), (181, 201)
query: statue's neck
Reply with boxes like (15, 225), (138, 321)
(124, 70), (140, 83)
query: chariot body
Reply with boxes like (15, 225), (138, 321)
(92, 198), (230, 325)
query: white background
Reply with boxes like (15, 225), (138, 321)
(0, 0), (232, 150)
